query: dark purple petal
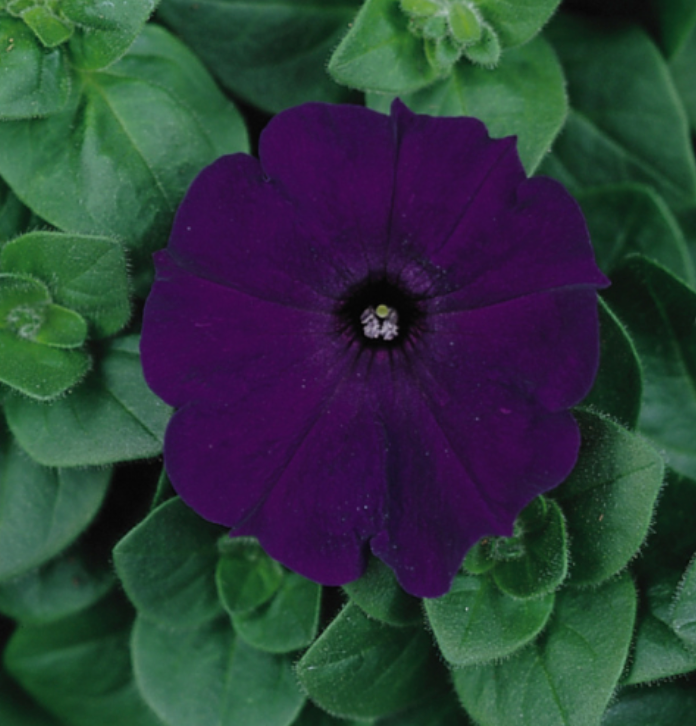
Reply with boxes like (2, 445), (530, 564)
(373, 371), (579, 597)
(387, 101), (608, 305)
(259, 103), (396, 279)
(167, 362), (387, 587)
(141, 252), (336, 407)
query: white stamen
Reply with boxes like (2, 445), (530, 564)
(361, 306), (399, 341)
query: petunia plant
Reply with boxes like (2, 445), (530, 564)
(1, 0), (696, 725)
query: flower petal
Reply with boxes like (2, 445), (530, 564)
(259, 103), (397, 278)
(386, 101), (608, 305)
(165, 153), (350, 306)
(141, 252), (337, 407)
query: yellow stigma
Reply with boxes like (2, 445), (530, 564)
(375, 304), (390, 319)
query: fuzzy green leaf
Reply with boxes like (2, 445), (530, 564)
(133, 614), (305, 726)
(232, 572), (321, 654)
(296, 602), (444, 720)
(0, 16), (71, 119)
(454, 574), (637, 726)
(367, 34), (566, 174)
(1, 231), (130, 339)
(158, 0), (360, 113)
(543, 15), (696, 211)
(425, 572), (554, 666)
(113, 497), (224, 627)
(0, 431), (110, 582)
(343, 555), (422, 627)
(552, 410), (664, 586)
(4, 335), (171, 466)
(474, 0), (561, 48)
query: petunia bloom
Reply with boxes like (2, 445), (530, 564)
(141, 101), (608, 598)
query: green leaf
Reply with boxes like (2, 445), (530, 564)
(552, 410), (664, 586)
(425, 572), (554, 666)
(0, 430), (110, 582)
(0, 24), (248, 258)
(0, 273), (89, 398)
(542, 15), (696, 211)
(21, 6), (73, 48)
(671, 555), (696, 647)
(113, 497), (224, 628)
(62, 0), (156, 70)
(670, 26), (696, 133)
(492, 498), (568, 598)
(473, 0), (561, 48)
(296, 602), (444, 720)
(328, 0), (441, 94)
(366, 35), (566, 174)
(0, 541), (114, 624)
(604, 257), (696, 480)
(583, 298), (643, 429)
(1, 231), (130, 339)
(4, 594), (163, 726)
(576, 184), (695, 286)
(133, 614), (305, 726)
(231, 572), (321, 654)
(158, 0), (360, 113)
(0, 667), (62, 726)
(453, 574), (637, 726)
(379, 690), (472, 725)
(5, 334), (172, 466)
(216, 537), (284, 615)
(343, 555), (422, 627)
(602, 682), (696, 726)
(0, 16), (71, 119)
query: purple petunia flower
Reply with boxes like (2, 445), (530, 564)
(141, 101), (608, 598)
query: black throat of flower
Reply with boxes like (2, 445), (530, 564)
(336, 276), (423, 350)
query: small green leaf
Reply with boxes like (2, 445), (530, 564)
(329, 0), (441, 94)
(461, 22), (500, 66)
(552, 410), (664, 586)
(4, 335), (172, 466)
(1, 231), (130, 339)
(577, 184), (695, 286)
(367, 35), (567, 174)
(157, 0), (361, 113)
(670, 555), (696, 648)
(133, 615), (305, 726)
(0, 430), (110, 582)
(4, 594), (162, 726)
(216, 537), (284, 615)
(0, 16), (71, 119)
(0, 541), (114, 625)
(232, 572), (321, 653)
(62, 0), (156, 70)
(604, 257), (696, 480)
(21, 6), (73, 48)
(491, 498), (568, 598)
(542, 16), (696, 211)
(296, 602), (444, 720)
(113, 497), (224, 627)
(0, 25), (248, 258)
(454, 574), (637, 726)
(343, 555), (422, 627)
(602, 681), (696, 726)
(425, 572), (554, 666)
(448, 3), (483, 45)
(474, 0), (561, 48)
(583, 298), (643, 429)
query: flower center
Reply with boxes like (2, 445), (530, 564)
(336, 277), (422, 350)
